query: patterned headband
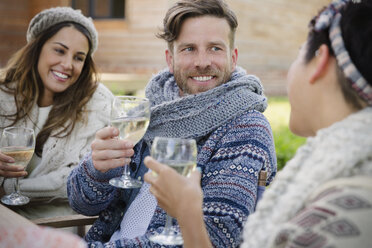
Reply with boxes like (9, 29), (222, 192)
(313, 0), (372, 105)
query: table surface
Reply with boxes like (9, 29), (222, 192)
(0, 203), (37, 228)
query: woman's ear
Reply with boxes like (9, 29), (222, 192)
(309, 44), (330, 84)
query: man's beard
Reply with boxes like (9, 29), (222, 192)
(173, 66), (232, 95)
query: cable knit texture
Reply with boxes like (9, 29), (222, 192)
(67, 67), (277, 247)
(242, 107), (372, 248)
(0, 84), (113, 206)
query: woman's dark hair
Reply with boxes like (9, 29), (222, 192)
(0, 22), (98, 156)
(305, 0), (372, 109)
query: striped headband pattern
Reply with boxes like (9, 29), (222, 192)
(314, 0), (372, 105)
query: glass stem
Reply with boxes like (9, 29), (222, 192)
(122, 164), (131, 179)
(163, 214), (173, 235)
(15, 177), (20, 194)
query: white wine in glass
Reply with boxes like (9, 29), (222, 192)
(149, 137), (197, 246)
(110, 116), (149, 145)
(1, 147), (34, 169)
(163, 160), (196, 177)
(1, 127), (35, 206)
(109, 96), (150, 189)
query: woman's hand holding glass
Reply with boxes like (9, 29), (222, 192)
(144, 152), (213, 248)
(144, 156), (203, 221)
(145, 137), (197, 245)
(0, 152), (28, 178)
(0, 127), (35, 206)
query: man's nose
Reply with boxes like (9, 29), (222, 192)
(194, 51), (211, 68)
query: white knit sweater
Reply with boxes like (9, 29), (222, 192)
(242, 107), (372, 248)
(0, 83), (113, 200)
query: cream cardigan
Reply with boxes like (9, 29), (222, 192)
(0, 83), (114, 200)
(242, 107), (372, 248)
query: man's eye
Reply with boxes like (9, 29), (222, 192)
(211, 47), (221, 51)
(184, 47), (193, 52)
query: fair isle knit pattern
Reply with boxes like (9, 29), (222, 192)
(241, 107), (372, 248)
(68, 111), (277, 248)
(67, 68), (277, 247)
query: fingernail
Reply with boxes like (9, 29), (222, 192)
(113, 128), (119, 135)
(195, 167), (202, 173)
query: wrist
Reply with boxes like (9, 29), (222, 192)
(85, 155), (122, 181)
(177, 200), (205, 234)
(177, 203), (212, 248)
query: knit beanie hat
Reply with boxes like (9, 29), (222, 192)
(26, 6), (98, 54)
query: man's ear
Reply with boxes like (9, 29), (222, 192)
(165, 49), (174, 74)
(309, 44), (330, 84)
(231, 48), (238, 71)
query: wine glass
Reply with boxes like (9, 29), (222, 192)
(109, 96), (150, 189)
(149, 137), (197, 245)
(0, 127), (35, 206)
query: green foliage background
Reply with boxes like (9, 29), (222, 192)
(264, 97), (306, 170)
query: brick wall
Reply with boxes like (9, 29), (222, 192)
(94, 0), (331, 95)
(0, 0), (71, 68)
(93, 0), (168, 74)
(230, 0), (331, 95)
(0, 0), (30, 66)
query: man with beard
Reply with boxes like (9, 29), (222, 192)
(67, 0), (277, 247)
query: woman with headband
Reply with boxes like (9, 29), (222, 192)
(0, 7), (113, 220)
(144, 0), (372, 247)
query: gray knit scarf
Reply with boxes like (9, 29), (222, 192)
(143, 66), (267, 144)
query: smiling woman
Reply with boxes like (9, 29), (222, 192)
(37, 26), (89, 107)
(0, 7), (114, 222)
